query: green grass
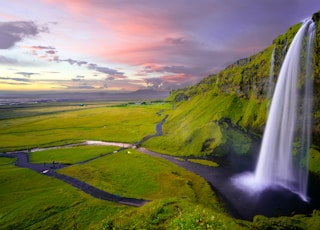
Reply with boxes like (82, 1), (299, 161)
(1, 147), (251, 229)
(0, 103), (170, 152)
(252, 212), (320, 230)
(29, 145), (119, 164)
(188, 159), (219, 167)
(102, 198), (249, 229)
(0, 164), (128, 230)
(58, 149), (219, 204)
(0, 157), (16, 165)
(144, 93), (255, 157)
(309, 148), (320, 175)
(0, 101), (113, 119)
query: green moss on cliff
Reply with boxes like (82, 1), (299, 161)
(161, 11), (320, 158)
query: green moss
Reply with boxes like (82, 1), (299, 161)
(253, 210), (320, 230)
(309, 148), (320, 175)
(98, 198), (249, 230)
(188, 159), (219, 167)
(0, 157), (16, 165)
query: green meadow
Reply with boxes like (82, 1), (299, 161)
(0, 102), (170, 152)
(58, 149), (216, 201)
(30, 146), (119, 164)
(0, 159), (128, 229)
(0, 102), (241, 229)
(1, 101), (320, 229)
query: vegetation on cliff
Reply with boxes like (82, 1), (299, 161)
(144, 11), (320, 173)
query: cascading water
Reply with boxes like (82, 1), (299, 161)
(233, 18), (316, 202)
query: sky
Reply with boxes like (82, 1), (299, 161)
(1, 0), (320, 92)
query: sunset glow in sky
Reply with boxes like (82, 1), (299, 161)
(1, 0), (320, 92)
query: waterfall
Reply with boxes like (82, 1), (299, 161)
(233, 18), (316, 202)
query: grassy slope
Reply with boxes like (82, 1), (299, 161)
(144, 13), (320, 169)
(144, 94), (258, 157)
(141, 13), (320, 228)
(143, 23), (299, 157)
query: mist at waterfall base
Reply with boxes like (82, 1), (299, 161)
(232, 18), (316, 204)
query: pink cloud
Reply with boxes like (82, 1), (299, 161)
(41, 0), (185, 64)
(161, 74), (192, 83)
(35, 0), (320, 92)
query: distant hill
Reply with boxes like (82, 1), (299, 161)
(0, 90), (170, 105)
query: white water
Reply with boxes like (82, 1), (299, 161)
(233, 19), (316, 202)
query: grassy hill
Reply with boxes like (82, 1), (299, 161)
(143, 11), (320, 175)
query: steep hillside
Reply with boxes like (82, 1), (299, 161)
(144, 11), (320, 169)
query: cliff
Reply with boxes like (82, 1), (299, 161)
(143, 11), (320, 174)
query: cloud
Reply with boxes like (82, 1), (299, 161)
(65, 84), (96, 89)
(60, 58), (87, 66)
(72, 75), (85, 81)
(0, 76), (31, 82)
(88, 63), (125, 77)
(24, 45), (123, 78)
(0, 21), (48, 49)
(164, 37), (187, 45)
(24, 45), (58, 61)
(143, 73), (197, 90)
(2, 0), (320, 91)
(0, 55), (18, 65)
(15, 72), (38, 78)
(142, 64), (201, 75)
(0, 81), (30, 86)
(29, 45), (55, 50)
(106, 75), (127, 81)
